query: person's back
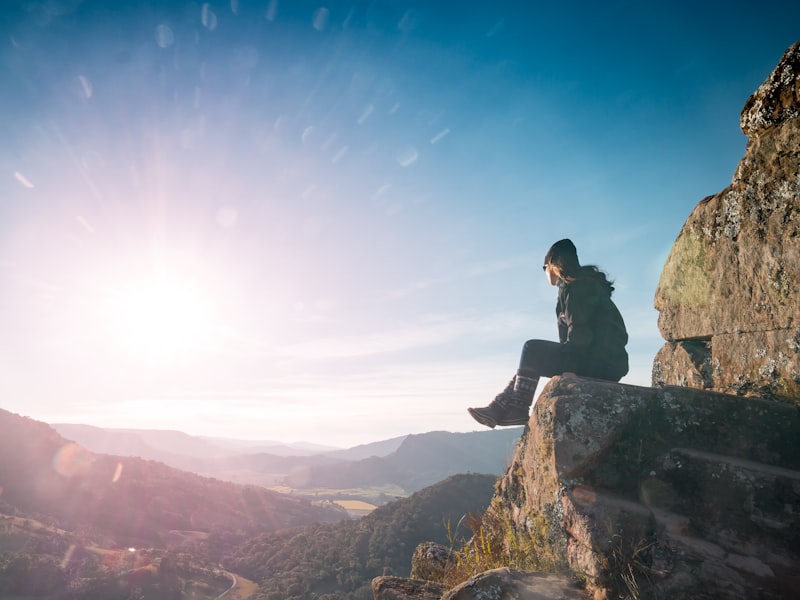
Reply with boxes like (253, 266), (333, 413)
(557, 271), (628, 381)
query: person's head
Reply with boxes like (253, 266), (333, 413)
(543, 238), (580, 284)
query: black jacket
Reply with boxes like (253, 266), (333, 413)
(556, 274), (629, 381)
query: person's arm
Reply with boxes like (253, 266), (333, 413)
(562, 279), (601, 350)
(556, 294), (568, 343)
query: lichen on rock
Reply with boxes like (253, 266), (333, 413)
(654, 40), (800, 401)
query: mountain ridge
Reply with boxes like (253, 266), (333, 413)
(1, 408), (503, 599)
(52, 423), (342, 459)
(0, 408), (347, 549)
(51, 421), (519, 497)
(283, 428), (522, 493)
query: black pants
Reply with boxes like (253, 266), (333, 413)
(518, 339), (626, 381)
(517, 339), (573, 379)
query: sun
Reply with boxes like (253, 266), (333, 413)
(104, 270), (213, 364)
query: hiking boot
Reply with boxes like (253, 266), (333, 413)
(467, 378), (522, 427)
(467, 405), (498, 428)
(467, 375), (538, 428)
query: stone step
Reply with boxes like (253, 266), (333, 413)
(655, 387), (800, 470)
(651, 520), (799, 600)
(657, 447), (800, 554)
(567, 485), (799, 599)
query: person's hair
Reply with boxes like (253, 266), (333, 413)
(544, 238), (615, 294)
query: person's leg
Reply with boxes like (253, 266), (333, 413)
(468, 340), (571, 428)
(518, 339), (574, 377)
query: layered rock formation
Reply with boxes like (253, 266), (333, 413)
(653, 41), (800, 400)
(373, 41), (800, 600)
(493, 376), (799, 599)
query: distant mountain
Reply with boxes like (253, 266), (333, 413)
(199, 435), (341, 456)
(323, 434), (409, 461)
(52, 423), (201, 463)
(183, 451), (346, 481)
(52, 423), (338, 460)
(52, 424), (351, 486)
(1, 409), (347, 549)
(284, 428), (523, 493)
(2, 408), (507, 599)
(51, 422), (522, 499)
(226, 473), (497, 599)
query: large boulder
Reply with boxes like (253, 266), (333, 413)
(493, 375), (800, 600)
(653, 41), (800, 401)
(409, 542), (455, 583)
(373, 568), (588, 600)
(441, 568), (589, 600)
(371, 576), (446, 600)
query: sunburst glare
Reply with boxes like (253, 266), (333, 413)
(102, 270), (214, 364)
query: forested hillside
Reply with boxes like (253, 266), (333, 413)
(0, 408), (346, 549)
(0, 409), (507, 598)
(225, 473), (497, 600)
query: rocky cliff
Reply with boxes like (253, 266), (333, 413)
(373, 41), (800, 600)
(653, 41), (800, 401)
(491, 376), (799, 599)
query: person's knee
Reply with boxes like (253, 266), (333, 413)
(520, 340), (544, 368)
(520, 339), (569, 377)
(521, 338), (549, 357)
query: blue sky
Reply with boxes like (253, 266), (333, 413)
(1, 0), (798, 447)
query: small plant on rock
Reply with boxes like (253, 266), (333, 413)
(442, 506), (551, 588)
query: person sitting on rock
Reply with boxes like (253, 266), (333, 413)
(468, 238), (629, 428)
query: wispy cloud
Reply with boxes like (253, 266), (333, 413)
(258, 309), (541, 362)
(380, 252), (538, 300)
(50, 354), (519, 444)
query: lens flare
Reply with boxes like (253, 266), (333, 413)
(52, 443), (94, 478)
